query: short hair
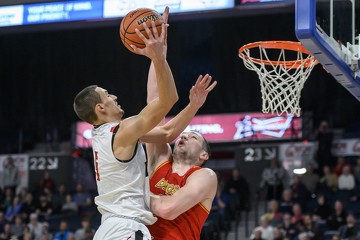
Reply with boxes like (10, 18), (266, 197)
(73, 85), (101, 124)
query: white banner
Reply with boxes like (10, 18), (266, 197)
(278, 142), (317, 170)
(0, 154), (29, 194)
(332, 138), (360, 156)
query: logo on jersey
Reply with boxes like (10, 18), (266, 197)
(155, 178), (180, 195)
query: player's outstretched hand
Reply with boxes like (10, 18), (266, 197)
(189, 74), (217, 109)
(130, 19), (167, 61)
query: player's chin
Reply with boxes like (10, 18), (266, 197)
(118, 110), (125, 119)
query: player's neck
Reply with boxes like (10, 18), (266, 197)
(171, 162), (191, 176)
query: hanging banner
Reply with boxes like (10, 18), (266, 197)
(332, 138), (360, 156)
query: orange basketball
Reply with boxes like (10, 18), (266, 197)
(119, 8), (164, 53)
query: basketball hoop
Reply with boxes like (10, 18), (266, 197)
(239, 41), (318, 116)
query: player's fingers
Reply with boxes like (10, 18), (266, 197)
(197, 74), (210, 89)
(164, 24), (169, 47)
(151, 21), (159, 38)
(162, 6), (169, 24)
(206, 81), (217, 92)
(160, 23), (166, 42)
(130, 44), (141, 54)
(194, 75), (203, 88)
(201, 74), (211, 86)
(142, 22), (154, 40)
(135, 28), (148, 43)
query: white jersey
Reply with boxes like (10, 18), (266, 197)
(91, 122), (157, 225)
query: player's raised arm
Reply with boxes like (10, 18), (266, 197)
(142, 74), (217, 173)
(143, 74), (217, 144)
(118, 7), (178, 147)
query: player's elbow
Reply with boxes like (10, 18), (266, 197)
(156, 206), (178, 220)
(153, 203), (179, 220)
(167, 93), (178, 106)
(160, 96), (178, 113)
(163, 92), (178, 106)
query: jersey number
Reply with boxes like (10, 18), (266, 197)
(94, 151), (100, 181)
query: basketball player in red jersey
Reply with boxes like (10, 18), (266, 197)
(73, 7), (178, 240)
(142, 61), (217, 239)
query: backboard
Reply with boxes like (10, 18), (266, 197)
(295, 0), (360, 100)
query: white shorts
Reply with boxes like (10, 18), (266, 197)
(93, 215), (152, 240)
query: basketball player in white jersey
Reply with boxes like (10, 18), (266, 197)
(73, 7), (177, 240)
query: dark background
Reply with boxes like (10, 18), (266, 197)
(1, 3), (360, 153)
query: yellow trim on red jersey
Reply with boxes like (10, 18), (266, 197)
(198, 202), (210, 214)
(150, 160), (171, 179)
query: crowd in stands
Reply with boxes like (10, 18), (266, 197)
(201, 154), (360, 240)
(1, 120), (360, 240)
(249, 156), (360, 240)
(0, 170), (99, 240)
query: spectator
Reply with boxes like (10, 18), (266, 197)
(10, 215), (25, 238)
(1, 156), (20, 196)
(0, 212), (5, 234)
(209, 183), (229, 234)
(61, 194), (78, 215)
(72, 183), (91, 211)
(279, 189), (294, 214)
(53, 220), (72, 240)
(35, 194), (54, 221)
(51, 184), (68, 214)
(0, 185), (14, 212)
(20, 192), (37, 222)
(338, 212), (360, 240)
(290, 203), (304, 228)
(299, 164), (320, 194)
(272, 227), (284, 240)
(262, 199), (283, 227)
(0, 223), (11, 240)
(278, 213), (298, 240)
(289, 175), (310, 207)
(338, 165), (356, 191)
(251, 228), (265, 240)
(353, 157), (360, 184)
(298, 232), (310, 240)
(313, 194), (332, 222)
(327, 200), (347, 230)
(39, 171), (56, 193)
(314, 120), (334, 170)
(22, 226), (34, 240)
(41, 222), (52, 240)
(74, 218), (95, 240)
(28, 213), (43, 240)
(224, 168), (250, 213)
(250, 216), (274, 240)
(17, 187), (29, 203)
(4, 196), (22, 223)
(318, 165), (338, 192)
(260, 159), (286, 201)
(298, 214), (323, 240)
(333, 157), (349, 176)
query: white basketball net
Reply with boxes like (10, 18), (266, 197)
(239, 42), (318, 116)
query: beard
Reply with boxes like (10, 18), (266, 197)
(172, 147), (198, 162)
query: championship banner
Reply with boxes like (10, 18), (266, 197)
(332, 138), (360, 156)
(0, 154), (29, 194)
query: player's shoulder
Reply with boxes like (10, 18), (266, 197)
(199, 167), (216, 176)
(192, 167), (217, 181)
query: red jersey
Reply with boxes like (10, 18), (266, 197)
(148, 160), (209, 240)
